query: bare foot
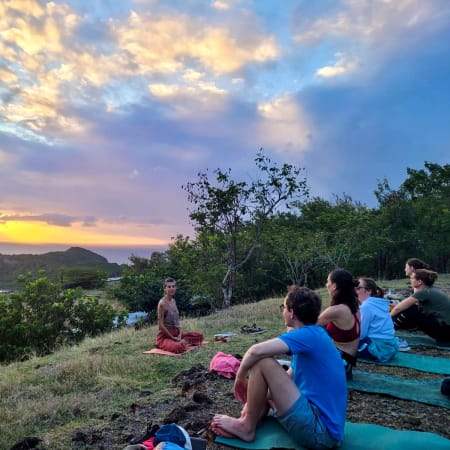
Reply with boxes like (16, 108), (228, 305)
(210, 422), (235, 438)
(211, 414), (255, 442)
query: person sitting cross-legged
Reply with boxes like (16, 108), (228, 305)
(356, 277), (398, 362)
(210, 285), (347, 450)
(155, 277), (203, 353)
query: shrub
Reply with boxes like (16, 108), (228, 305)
(0, 275), (120, 363)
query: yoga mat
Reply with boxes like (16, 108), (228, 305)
(396, 332), (450, 350)
(348, 370), (450, 408)
(143, 342), (208, 356)
(358, 352), (450, 374)
(215, 417), (450, 450)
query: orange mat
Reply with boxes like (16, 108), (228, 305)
(143, 342), (208, 356)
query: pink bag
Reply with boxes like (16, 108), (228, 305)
(209, 352), (241, 378)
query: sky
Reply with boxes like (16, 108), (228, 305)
(0, 0), (449, 264)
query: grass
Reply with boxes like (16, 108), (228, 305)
(1, 274), (449, 449)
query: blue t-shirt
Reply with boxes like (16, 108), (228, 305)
(279, 325), (347, 441)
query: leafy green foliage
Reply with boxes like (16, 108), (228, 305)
(59, 266), (108, 289)
(0, 275), (121, 363)
(374, 162), (450, 277)
(113, 274), (194, 321)
(113, 274), (162, 321)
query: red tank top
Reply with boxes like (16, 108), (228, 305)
(326, 313), (360, 343)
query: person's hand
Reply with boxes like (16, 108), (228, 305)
(234, 377), (248, 403)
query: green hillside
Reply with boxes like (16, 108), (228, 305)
(0, 246), (123, 289)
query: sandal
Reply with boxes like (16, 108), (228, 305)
(240, 323), (266, 334)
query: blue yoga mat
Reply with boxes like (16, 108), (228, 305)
(215, 417), (450, 450)
(348, 370), (450, 408)
(359, 352), (450, 374)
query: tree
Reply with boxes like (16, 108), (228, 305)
(260, 213), (320, 288)
(401, 162), (450, 271)
(374, 162), (450, 275)
(183, 150), (309, 307)
(296, 195), (373, 277)
(59, 266), (107, 289)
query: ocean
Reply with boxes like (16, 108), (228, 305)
(0, 243), (168, 265)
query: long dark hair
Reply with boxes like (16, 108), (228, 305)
(406, 258), (430, 271)
(329, 268), (359, 314)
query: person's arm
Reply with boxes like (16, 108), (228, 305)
(390, 296), (418, 316)
(234, 338), (289, 403)
(157, 301), (180, 341)
(317, 305), (339, 327)
(359, 304), (369, 340)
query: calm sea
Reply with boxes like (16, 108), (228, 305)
(0, 243), (168, 265)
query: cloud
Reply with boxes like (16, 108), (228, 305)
(0, 213), (86, 227)
(294, 0), (449, 45)
(316, 53), (357, 78)
(212, 1), (233, 11)
(114, 10), (279, 75)
(0, 0), (449, 254)
(257, 95), (313, 155)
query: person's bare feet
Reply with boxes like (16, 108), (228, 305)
(210, 423), (235, 438)
(210, 414), (255, 442)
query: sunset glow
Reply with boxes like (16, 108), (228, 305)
(0, 220), (168, 247)
(0, 0), (449, 263)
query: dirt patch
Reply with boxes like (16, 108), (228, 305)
(65, 347), (449, 450)
(15, 347), (449, 449)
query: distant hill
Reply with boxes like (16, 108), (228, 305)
(0, 246), (123, 289)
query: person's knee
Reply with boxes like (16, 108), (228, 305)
(252, 357), (283, 376)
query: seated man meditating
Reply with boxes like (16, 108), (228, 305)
(155, 277), (203, 353)
(211, 286), (347, 450)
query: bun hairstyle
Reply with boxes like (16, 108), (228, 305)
(414, 269), (438, 287)
(359, 277), (384, 298)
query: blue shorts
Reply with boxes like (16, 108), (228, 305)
(275, 395), (341, 449)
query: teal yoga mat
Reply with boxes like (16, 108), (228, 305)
(396, 332), (450, 350)
(359, 352), (450, 374)
(215, 417), (450, 450)
(348, 370), (450, 408)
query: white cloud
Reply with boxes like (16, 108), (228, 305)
(316, 53), (357, 78)
(212, 1), (232, 11)
(257, 96), (313, 155)
(114, 10), (279, 75)
(295, 0), (450, 47)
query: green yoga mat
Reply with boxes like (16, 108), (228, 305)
(359, 352), (450, 374)
(348, 370), (450, 408)
(215, 417), (450, 450)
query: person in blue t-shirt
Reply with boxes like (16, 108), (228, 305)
(211, 286), (347, 449)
